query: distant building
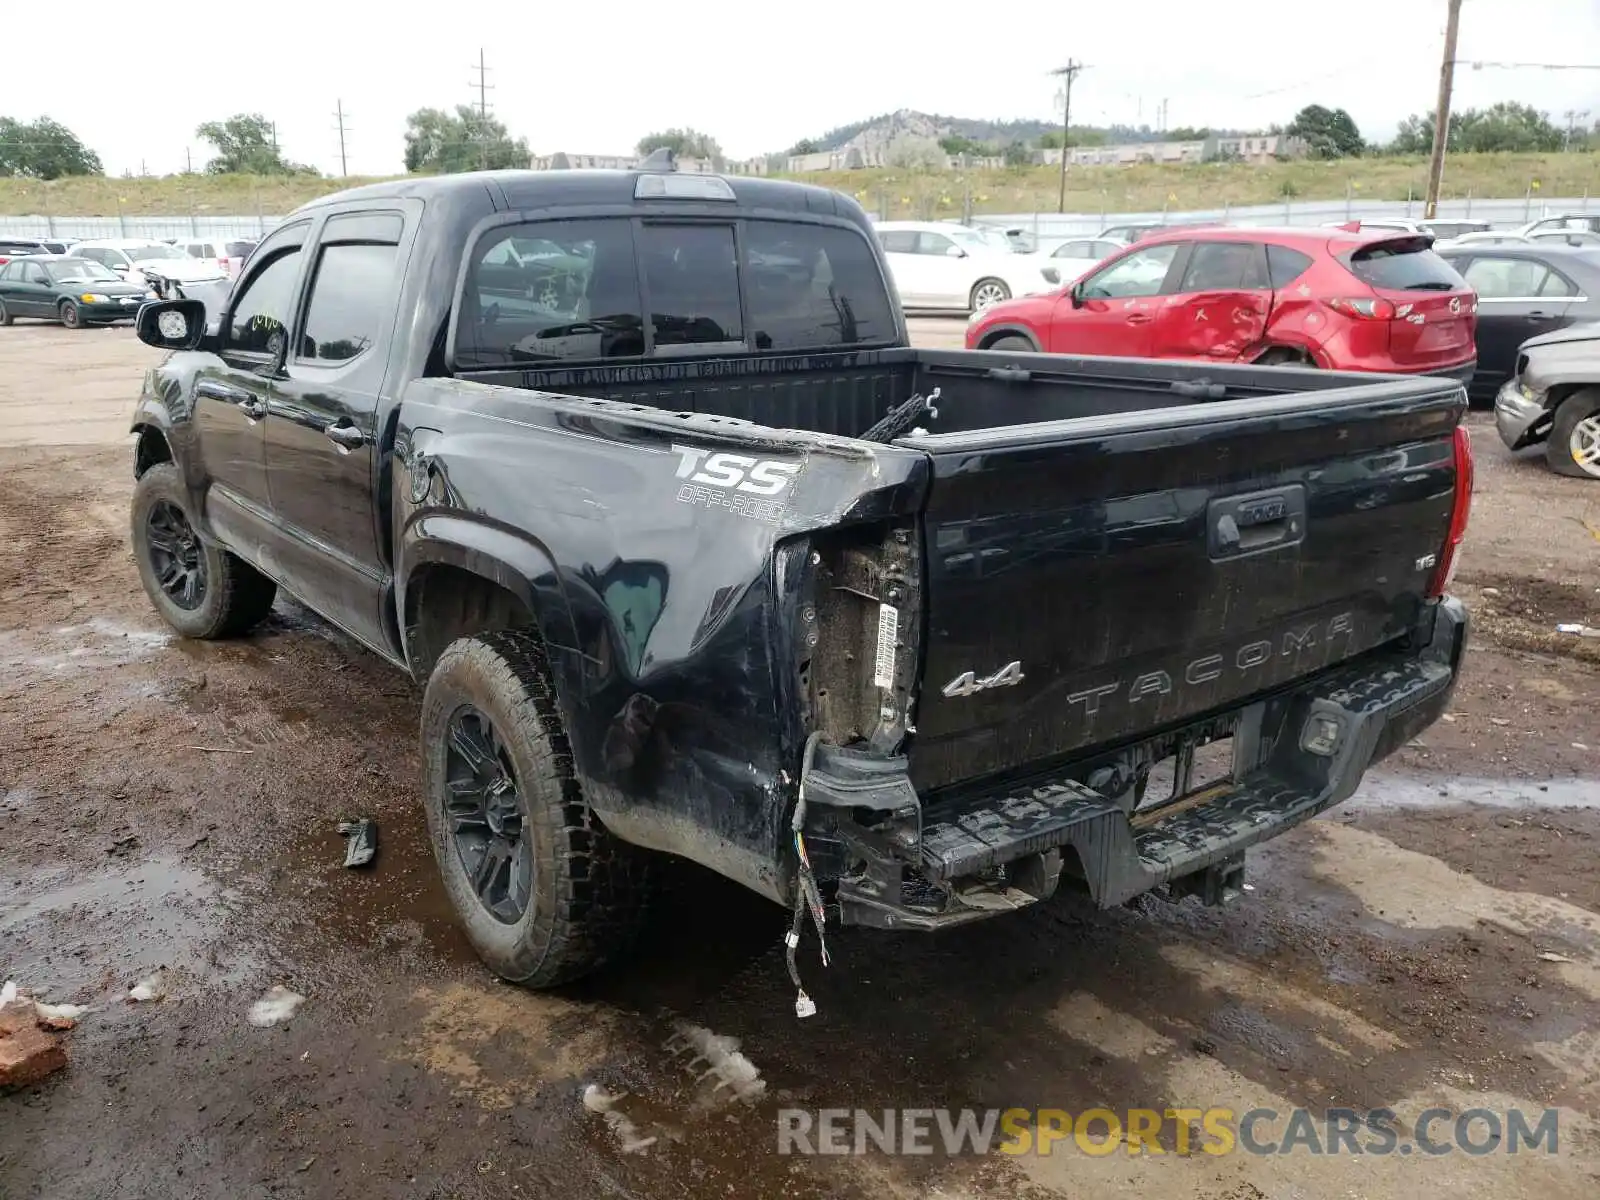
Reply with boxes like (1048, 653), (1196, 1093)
(530, 152), (768, 175)
(1039, 133), (1307, 168)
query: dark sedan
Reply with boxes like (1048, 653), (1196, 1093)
(0, 255), (155, 328)
(1436, 243), (1600, 403)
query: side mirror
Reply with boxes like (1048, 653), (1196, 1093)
(135, 299), (209, 351)
(1069, 284), (1085, 308)
(945, 244), (966, 258)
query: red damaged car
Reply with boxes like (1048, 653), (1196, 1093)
(966, 225), (1478, 380)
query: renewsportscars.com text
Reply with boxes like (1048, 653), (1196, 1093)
(777, 1106), (1560, 1157)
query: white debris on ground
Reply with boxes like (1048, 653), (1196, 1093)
(666, 1021), (768, 1108)
(0, 980), (16, 1007)
(581, 1084), (659, 1154)
(127, 970), (168, 1002)
(246, 986), (305, 1027)
(34, 1002), (90, 1028)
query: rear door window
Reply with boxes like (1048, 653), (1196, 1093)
(879, 231), (917, 254)
(1177, 242), (1269, 291)
(637, 223), (742, 349)
(743, 221), (895, 351)
(1347, 240), (1466, 291)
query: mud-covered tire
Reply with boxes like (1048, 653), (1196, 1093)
(58, 300), (82, 329)
(1546, 388), (1600, 480)
(421, 630), (655, 987)
(130, 462), (278, 638)
(0, 297), (12, 326)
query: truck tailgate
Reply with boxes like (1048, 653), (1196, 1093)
(902, 381), (1465, 794)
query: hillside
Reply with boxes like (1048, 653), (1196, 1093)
(0, 152), (1589, 220)
(798, 108), (1248, 153)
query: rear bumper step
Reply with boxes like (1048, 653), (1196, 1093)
(828, 597), (1465, 930)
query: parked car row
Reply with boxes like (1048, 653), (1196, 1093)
(0, 234), (259, 329)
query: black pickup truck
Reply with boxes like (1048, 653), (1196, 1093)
(128, 167), (1471, 999)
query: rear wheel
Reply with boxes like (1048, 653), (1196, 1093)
(1256, 347), (1313, 367)
(58, 299), (82, 330)
(1546, 389), (1600, 480)
(986, 335), (1035, 352)
(130, 463), (278, 638)
(970, 278), (1010, 311)
(421, 630), (656, 987)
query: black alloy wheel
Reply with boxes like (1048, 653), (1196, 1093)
(144, 500), (207, 610)
(444, 705), (535, 924)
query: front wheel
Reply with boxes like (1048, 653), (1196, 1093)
(970, 278), (1011, 311)
(130, 463), (278, 638)
(1547, 389), (1600, 479)
(58, 300), (82, 329)
(0, 297), (12, 326)
(420, 630), (656, 987)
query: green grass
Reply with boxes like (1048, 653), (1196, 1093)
(0, 152), (1591, 219)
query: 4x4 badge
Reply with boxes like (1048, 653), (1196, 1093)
(942, 661), (1025, 699)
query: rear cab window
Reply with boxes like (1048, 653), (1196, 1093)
(1345, 238), (1467, 292)
(455, 217), (895, 367)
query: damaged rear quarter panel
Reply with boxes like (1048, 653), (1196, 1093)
(395, 380), (929, 901)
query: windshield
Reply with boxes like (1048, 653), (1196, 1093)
(127, 244), (186, 261)
(47, 260), (119, 283)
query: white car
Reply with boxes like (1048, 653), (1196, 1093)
(873, 221), (1050, 312)
(1033, 236), (1126, 287)
(1515, 214), (1600, 238)
(174, 236), (258, 279)
(70, 239), (228, 292)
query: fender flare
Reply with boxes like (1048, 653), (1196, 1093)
(398, 513), (580, 668)
(974, 323), (1042, 351)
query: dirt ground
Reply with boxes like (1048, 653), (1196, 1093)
(3, 322), (1599, 1200)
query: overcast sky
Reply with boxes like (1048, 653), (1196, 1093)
(3, 0), (1597, 176)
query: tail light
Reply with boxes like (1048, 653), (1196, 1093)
(0, 256), (9, 266)
(1425, 424), (1473, 599)
(1326, 296), (1396, 320)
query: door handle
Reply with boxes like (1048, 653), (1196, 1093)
(1126, 313), (1152, 325)
(324, 423), (365, 450)
(196, 379), (249, 405)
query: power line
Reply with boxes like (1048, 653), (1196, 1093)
(1425, 0), (1464, 220)
(1050, 60), (1084, 214)
(470, 48), (495, 170)
(333, 99), (350, 177)
(1456, 60), (1600, 71)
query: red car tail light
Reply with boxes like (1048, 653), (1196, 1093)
(1426, 424), (1473, 599)
(1326, 296), (1396, 320)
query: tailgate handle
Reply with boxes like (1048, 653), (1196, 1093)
(1208, 485), (1306, 560)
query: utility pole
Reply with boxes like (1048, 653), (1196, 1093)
(1424, 0), (1463, 220)
(333, 99), (349, 177)
(1051, 60), (1083, 214)
(1159, 98), (1169, 134)
(184, 146), (192, 174)
(470, 49), (494, 170)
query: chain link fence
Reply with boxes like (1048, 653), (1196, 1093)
(0, 193), (1591, 245)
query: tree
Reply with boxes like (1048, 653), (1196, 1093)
(883, 134), (946, 171)
(786, 137), (820, 156)
(938, 134), (993, 157)
(197, 114), (311, 175)
(1286, 105), (1363, 159)
(1001, 140), (1032, 168)
(635, 128), (722, 162)
(1165, 126), (1214, 143)
(1388, 103), (1562, 155)
(403, 106), (532, 173)
(0, 116), (102, 178)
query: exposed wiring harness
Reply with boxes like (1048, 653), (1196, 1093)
(786, 731), (829, 1018)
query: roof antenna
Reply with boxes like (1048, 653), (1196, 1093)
(637, 146), (678, 172)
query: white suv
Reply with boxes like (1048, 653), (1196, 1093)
(175, 236), (258, 279)
(873, 221), (1050, 312)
